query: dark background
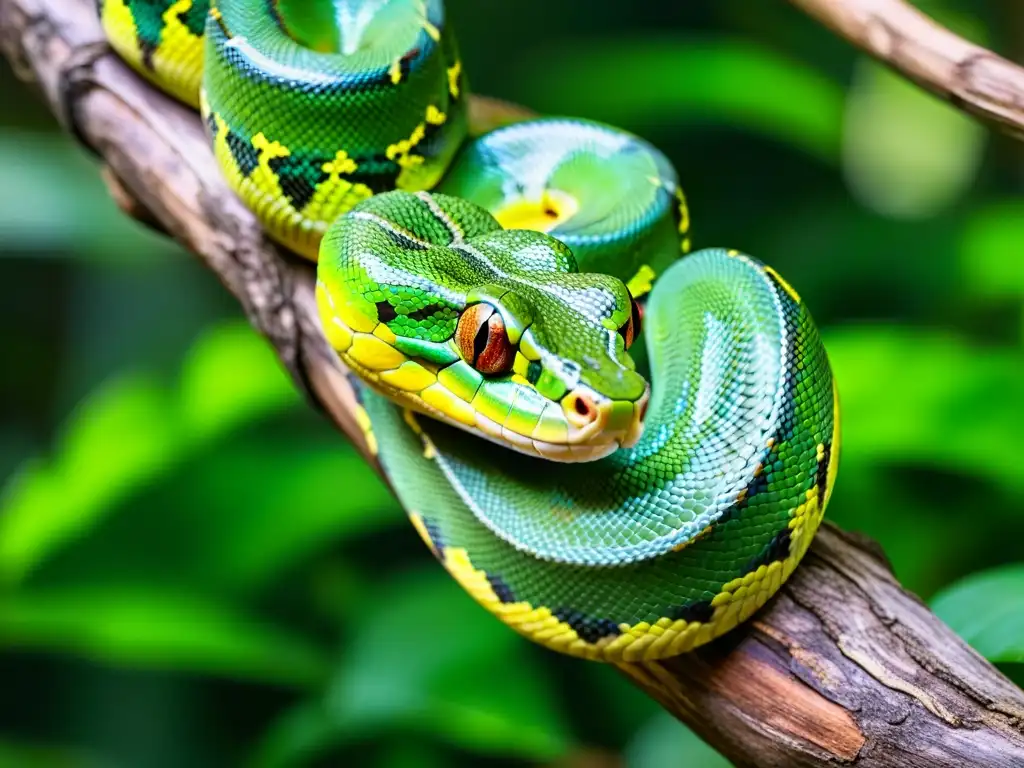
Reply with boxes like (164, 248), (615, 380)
(2, 0), (1022, 765)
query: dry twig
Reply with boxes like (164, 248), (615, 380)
(788, 0), (1024, 138)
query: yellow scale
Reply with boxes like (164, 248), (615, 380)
(315, 280), (573, 448)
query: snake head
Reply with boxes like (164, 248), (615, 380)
(317, 190), (649, 462)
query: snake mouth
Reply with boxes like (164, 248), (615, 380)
(466, 384), (647, 463)
(562, 385), (648, 447)
(473, 384), (648, 463)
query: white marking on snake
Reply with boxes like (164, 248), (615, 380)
(351, 211), (432, 250)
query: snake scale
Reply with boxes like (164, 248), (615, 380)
(101, 0), (839, 662)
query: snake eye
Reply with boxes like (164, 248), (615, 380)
(456, 303), (514, 375)
(618, 294), (643, 350)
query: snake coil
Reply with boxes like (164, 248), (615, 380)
(101, 0), (839, 662)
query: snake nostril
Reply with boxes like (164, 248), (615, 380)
(565, 391), (599, 428)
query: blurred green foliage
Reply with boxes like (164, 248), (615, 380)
(1, 0), (1022, 765)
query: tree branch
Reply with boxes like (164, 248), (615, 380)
(788, 0), (1024, 139)
(3, 0), (1024, 764)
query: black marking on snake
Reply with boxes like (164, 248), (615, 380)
(669, 599), (714, 624)
(716, 320), (803, 526)
(671, 188), (688, 235)
(267, 151), (329, 211)
(347, 372), (366, 405)
(355, 67), (400, 90)
(486, 574), (516, 604)
(526, 360), (543, 386)
(739, 283), (803, 516)
(376, 301), (398, 323)
(450, 244), (495, 276)
(134, 24), (158, 71)
(203, 111), (218, 141)
(175, 0), (207, 38)
(411, 113), (454, 165)
(397, 46), (426, 81)
(407, 304), (444, 322)
(764, 267), (801, 307)
(226, 130), (260, 178)
(743, 526), (793, 576)
(816, 441), (832, 509)
(718, 466), (770, 525)
(370, 218), (431, 252)
(352, 37), (437, 91)
(350, 168), (402, 195)
(124, 0), (174, 71)
(552, 609), (620, 643)
(209, 6), (232, 38)
(138, 41), (156, 70)
(346, 154), (402, 195)
(421, 517), (445, 559)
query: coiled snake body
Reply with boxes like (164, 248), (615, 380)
(101, 0), (839, 662)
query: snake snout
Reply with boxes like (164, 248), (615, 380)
(619, 385), (650, 450)
(564, 391), (600, 430)
(560, 383), (649, 453)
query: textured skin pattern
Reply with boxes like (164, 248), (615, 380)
(101, 0), (468, 258)
(100, 0), (208, 105)
(438, 117), (690, 286)
(356, 244), (838, 661)
(317, 190), (648, 461)
(101, 0), (839, 662)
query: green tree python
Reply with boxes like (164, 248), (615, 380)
(101, 0), (840, 662)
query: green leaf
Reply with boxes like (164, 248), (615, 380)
(0, 740), (111, 768)
(0, 375), (178, 584)
(178, 321), (298, 444)
(625, 712), (732, 768)
(0, 131), (175, 261)
(842, 57), (986, 219)
(146, 441), (394, 594)
(178, 443), (396, 592)
(251, 704), (452, 768)
(959, 201), (1024, 299)
(248, 702), (336, 768)
(930, 564), (1024, 664)
(514, 37), (844, 162)
(0, 320), (301, 585)
(322, 569), (572, 761)
(0, 587), (328, 686)
(577, 661), (660, 746)
(824, 327), (1024, 493)
(27, 438), (397, 596)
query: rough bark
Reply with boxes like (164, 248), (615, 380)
(2, 0), (1023, 764)
(787, 0), (1024, 139)
(619, 527), (1024, 766)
